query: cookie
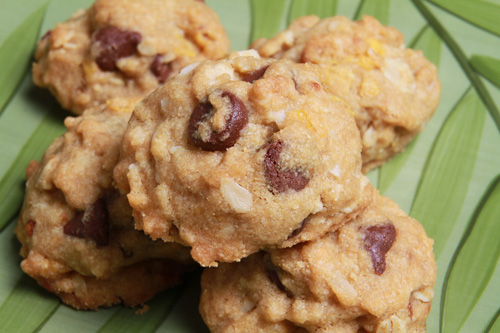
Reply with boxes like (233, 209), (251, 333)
(252, 15), (441, 172)
(33, 0), (230, 114)
(114, 52), (371, 266)
(15, 100), (194, 310)
(200, 186), (436, 332)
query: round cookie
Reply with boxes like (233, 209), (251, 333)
(200, 186), (436, 332)
(114, 53), (371, 266)
(33, 0), (230, 114)
(251, 15), (441, 172)
(15, 100), (194, 310)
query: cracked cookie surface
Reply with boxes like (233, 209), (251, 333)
(114, 53), (370, 266)
(33, 0), (230, 114)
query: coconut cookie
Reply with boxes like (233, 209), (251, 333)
(114, 54), (371, 266)
(33, 0), (230, 115)
(252, 15), (441, 172)
(15, 100), (194, 310)
(200, 187), (436, 332)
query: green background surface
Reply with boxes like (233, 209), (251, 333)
(0, 0), (499, 332)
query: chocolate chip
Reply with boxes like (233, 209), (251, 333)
(264, 141), (309, 193)
(364, 223), (396, 275)
(26, 220), (36, 237)
(92, 26), (142, 71)
(188, 91), (248, 151)
(151, 54), (172, 83)
(63, 198), (109, 246)
(242, 65), (269, 83)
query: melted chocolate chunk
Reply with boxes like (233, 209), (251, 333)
(63, 198), (109, 246)
(264, 140), (309, 193)
(242, 65), (269, 83)
(364, 223), (396, 275)
(93, 26), (142, 71)
(188, 91), (248, 151)
(151, 54), (172, 83)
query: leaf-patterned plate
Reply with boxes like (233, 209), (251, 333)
(1, 0), (499, 331)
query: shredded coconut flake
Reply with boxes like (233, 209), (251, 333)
(233, 49), (260, 59)
(268, 110), (286, 127)
(160, 98), (168, 111)
(220, 178), (253, 213)
(329, 165), (341, 178)
(413, 290), (432, 303)
(169, 146), (183, 154)
(179, 62), (200, 75)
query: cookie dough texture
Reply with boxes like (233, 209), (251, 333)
(15, 100), (193, 310)
(252, 15), (441, 172)
(33, 0), (230, 114)
(200, 187), (436, 332)
(114, 54), (370, 266)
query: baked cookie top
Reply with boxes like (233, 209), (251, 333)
(114, 53), (370, 266)
(33, 0), (230, 114)
(252, 15), (441, 171)
(16, 100), (193, 309)
(200, 186), (436, 332)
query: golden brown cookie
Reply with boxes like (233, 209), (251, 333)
(114, 53), (371, 266)
(16, 100), (194, 310)
(33, 0), (230, 114)
(252, 15), (441, 172)
(200, 186), (436, 332)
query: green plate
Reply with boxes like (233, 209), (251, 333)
(1, 0), (500, 331)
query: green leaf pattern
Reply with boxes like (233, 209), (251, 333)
(441, 175), (500, 332)
(0, 0), (499, 331)
(410, 89), (485, 258)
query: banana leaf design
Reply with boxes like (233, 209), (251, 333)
(0, 0), (499, 331)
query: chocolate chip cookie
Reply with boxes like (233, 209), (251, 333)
(200, 186), (436, 332)
(252, 15), (441, 172)
(15, 99), (194, 310)
(33, 0), (230, 114)
(114, 53), (371, 266)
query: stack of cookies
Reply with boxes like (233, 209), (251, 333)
(16, 0), (439, 331)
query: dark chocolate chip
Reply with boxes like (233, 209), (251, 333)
(364, 223), (396, 275)
(26, 220), (36, 237)
(264, 140), (309, 193)
(242, 65), (269, 83)
(63, 198), (109, 246)
(92, 26), (142, 71)
(188, 91), (248, 151)
(151, 54), (172, 83)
